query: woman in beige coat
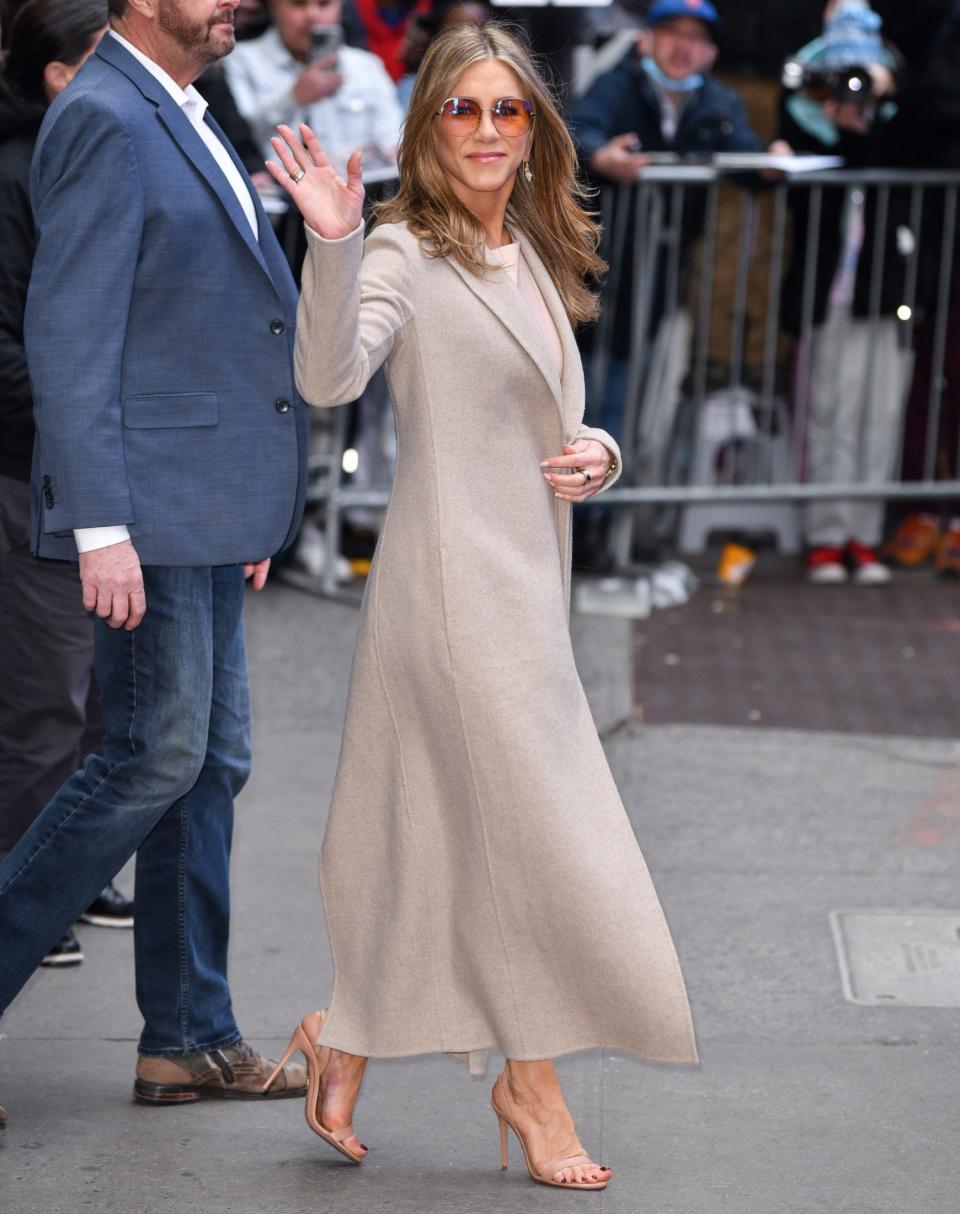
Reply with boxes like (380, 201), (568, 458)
(264, 22), (697, 1191)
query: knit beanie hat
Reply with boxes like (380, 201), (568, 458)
(809, 0), (893, 70)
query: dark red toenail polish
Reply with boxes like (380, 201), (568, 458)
(360, 1144), (368, 1150)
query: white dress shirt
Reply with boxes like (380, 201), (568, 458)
(75, 32), (259, 555)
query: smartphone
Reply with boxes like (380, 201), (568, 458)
(308, 24), (343, 68)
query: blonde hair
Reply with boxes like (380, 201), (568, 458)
(374, 22), (605, 326)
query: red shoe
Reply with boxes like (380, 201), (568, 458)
(882, 513), (941, 567)
(806, 546), (847, 585)
(846, 540), (891, 586)
(935, 522), (960, 578)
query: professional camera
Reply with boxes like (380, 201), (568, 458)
(781, 60), (875, 111)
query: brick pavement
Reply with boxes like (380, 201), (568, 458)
(635, 571), (960, 737)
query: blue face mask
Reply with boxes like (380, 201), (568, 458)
(641, 54), (705, 93)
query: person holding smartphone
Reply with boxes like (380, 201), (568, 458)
(225, 0), (403, 175)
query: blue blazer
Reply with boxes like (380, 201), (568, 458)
(25, 35), (309, 565)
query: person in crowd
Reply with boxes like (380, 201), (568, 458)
(236, 0), (269, 36)
(224, 0), (403, 176)
(873, 0), (960, 576)
(0, 0), (140, 971)
(781, 0), (906, 586)
(396, 0), (489, 111)
(570, 0), (784, 192)
(569, 0), (792, 437)
(498, 4), (590, 104)
(265, 20), (697, 1188)
(567, 0), (789, 568)
(352, 0), (429, 82)
(0, 0), (310, 1118)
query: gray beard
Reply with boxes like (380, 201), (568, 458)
(156, 1), (235, 63)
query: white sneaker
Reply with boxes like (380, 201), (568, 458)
(807, 547), (848, 585)
(852, 559), (892, 586)
(847, 541), (892, 586)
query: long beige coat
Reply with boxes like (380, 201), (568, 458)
(296, 220), (698, 1068)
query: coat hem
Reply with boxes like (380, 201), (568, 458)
(315, 1033), (699, 1068)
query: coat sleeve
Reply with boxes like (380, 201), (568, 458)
(295, 221), (413, 407)
(24, 94), (143, 533)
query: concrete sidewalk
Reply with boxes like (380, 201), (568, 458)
(1, 584), (957, 1213)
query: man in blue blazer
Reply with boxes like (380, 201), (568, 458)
(0, 0), (309, 1105)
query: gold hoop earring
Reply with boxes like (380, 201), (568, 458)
(523, 160), (533, 184)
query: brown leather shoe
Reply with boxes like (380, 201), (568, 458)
(134, 1039), (307, 1105)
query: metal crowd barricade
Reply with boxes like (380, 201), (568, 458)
(592, 163), (960, 567)
(281, 163), (960, 601)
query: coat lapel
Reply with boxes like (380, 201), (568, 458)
(516, 233), (585, 440)
(154, 99), (273, 283)
(443, 246), (565, 426)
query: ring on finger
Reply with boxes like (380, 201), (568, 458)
(582, 469), (592, 485)
(290, 167), (306, 184)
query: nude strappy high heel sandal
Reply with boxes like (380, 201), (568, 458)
(264, 1010), (366, 1164)
(491, 1071), (611, 1191)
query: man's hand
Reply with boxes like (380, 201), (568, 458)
(590, 133), (649, 185)
(244, 557), (271, 590)
(79, 539), (146, 631)
(292, 56), (343, 107)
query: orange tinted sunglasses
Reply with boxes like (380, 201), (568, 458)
(435, 96), (535, 137)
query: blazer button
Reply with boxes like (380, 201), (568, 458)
(275, 398), (290, 413)
(270, 319), (285, 335)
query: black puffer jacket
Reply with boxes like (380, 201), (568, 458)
(778, 93), (914, 336)
(0, 84), (44, 482)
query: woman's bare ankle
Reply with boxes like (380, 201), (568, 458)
(328, 1048), (368, 1074)
(504, 1058), (563, 1103)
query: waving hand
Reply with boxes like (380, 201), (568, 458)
(266, 123), (365, 241)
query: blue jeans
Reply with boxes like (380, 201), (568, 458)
(0, 564), (251, 1055)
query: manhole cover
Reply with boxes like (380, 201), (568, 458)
(830, 909), (960, 1007)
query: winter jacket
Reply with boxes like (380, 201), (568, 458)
(778, 91), (916, 334)
(569, 51), (764, 358)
